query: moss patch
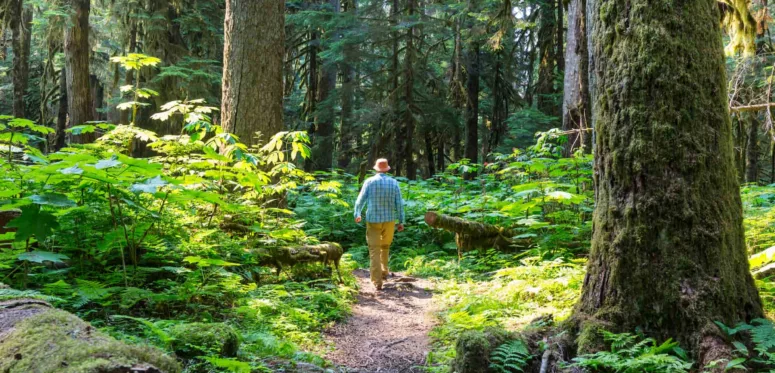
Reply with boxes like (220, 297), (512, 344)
(0, 309), (180, 373)
(168, 322), (240, 359)
(452, 327), (514, 373)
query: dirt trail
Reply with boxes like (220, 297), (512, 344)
(325, 269), (436, 373)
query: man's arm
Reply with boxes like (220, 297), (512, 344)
(395, 183), (405, 225)
(354, 180), (369, 221)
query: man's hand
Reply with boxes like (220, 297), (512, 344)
(397, 224), (405, 232)
(355, 216), (362, 223)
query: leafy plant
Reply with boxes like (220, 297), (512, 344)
(569, 331), (692, 373)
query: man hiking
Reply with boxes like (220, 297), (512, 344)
(354, 158), (405, 291)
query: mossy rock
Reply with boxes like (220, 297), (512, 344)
(168, 322), (240, 358)
(452, 327), (515, 373)
(0, 309), (180, 373)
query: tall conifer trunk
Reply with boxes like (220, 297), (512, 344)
(573, 0), (763, 362)
(11, 0), (32, 118)
(221, 0), (284, 147)
(64, 0), (93, 143)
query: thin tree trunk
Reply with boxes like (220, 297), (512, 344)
(535, 0), (559, 119)
(425, 128), (436, 178)
(745, 115), (759, 183)
(464, 41), (480, 176)
(64, 0), (94, 143)
(54, 69), (68, 151)
(119, 23), (137, 125)
(562, 0), (591, 156)
(450, 17), (464, 161)
(436, 133), (445, 173)
(11, 0), (32, 118)
(221, 0), (285, 147)
(572, 0), (763, 363)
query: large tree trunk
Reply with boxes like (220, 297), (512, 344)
(573, 0), (763, 363)
(337, 0), (357, 170)
(403, 0), (417, 180)
(562, 0), (591, 156)
(0, 294), (180, 372)
(64, 0), (93, 143)
(310, 0), (339, 172)
(221, 0), (284, 147)
(11, 0), (32, 119)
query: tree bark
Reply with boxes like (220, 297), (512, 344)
(745, 115), (759, 183)
(464, 41), (480, 175)
(573, 0), (763, 362)
(54, 69), (68, 151)
(64, 0), (93, 143)
(337, 0), (357, 170)
(403, 0), (417, 180)
(119, 23), (137, 125)
(390, 0), (402, 176)
(562, 0), (591, 156)
(312, 0), (339, 172)
(221, 0), (285, 148)
(11, 0), (32, 119)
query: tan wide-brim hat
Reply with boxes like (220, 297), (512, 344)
(374, 158), (391, 172)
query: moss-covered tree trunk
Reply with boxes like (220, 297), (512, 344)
(573, 0), (763, 363)
(221, 0), (284, 147)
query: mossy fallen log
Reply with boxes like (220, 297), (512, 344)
(425, 211), (523, 255)
(753, 263), (775, 280)
(0, 294), (180, 372)
(425, 211), (583, 256)
(256, 242), (344, 282)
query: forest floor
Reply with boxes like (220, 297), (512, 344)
(325, 269), (437, 373)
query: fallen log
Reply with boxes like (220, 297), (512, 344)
(256, 242), (344, 282)
(753, 263), (775, 280)
(424, 211), (585, 256)
(425, 211), (522, 255)
(0, 285), (180, 372)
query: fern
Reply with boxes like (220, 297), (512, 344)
(570, 332), (692, 373)
(0, 288), (62, 302)
(111, 315), (175, 348)
(751, 319), (775, 354)
(489, 339), (531, 373)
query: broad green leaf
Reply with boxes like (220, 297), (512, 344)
(29, 193), (76, 207)
(130, 176), (168, 194)
(6, 205), (59, 242)
(17, 251), (69, 264)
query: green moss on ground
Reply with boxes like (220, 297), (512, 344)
(452, 327), (514, 373)
(0, 310), (180, 373)
(168, 322), (240, 358)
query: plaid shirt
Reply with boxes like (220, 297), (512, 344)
(354, 173), (405, 224)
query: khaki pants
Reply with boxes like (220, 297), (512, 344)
(366, 222), (395, 286)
